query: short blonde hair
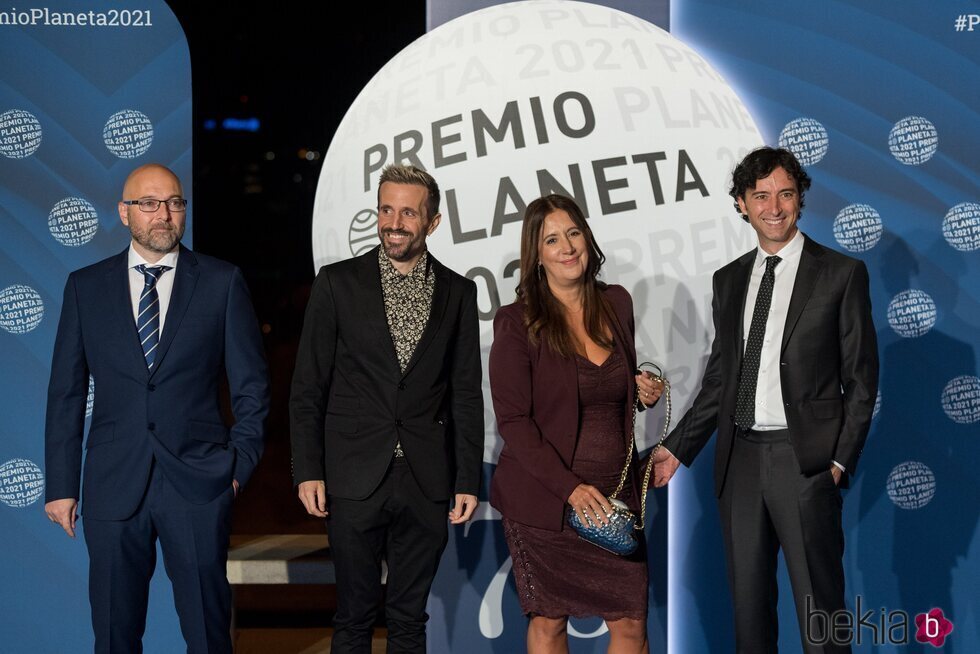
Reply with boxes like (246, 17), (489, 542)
(377, 164), (440, 220)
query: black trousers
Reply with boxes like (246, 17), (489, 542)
(83, 461), (234, 654)
(327, 458), (449, 654)
(719, 430), (849, 654)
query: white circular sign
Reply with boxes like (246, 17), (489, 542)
(941, 202), (980, 252)
(777, 117), (828, 166)
(941, 375), (980, 424)
(832, 203), (882, 253)
(0, 458), (45, 508)
(48, 197), (100, 247)
(312, 0), (764, 459)
(0, 109), (42, 158)
(0, 284), (44, 334)
(888, 116), (937, 165)
(886, 461), (936, 510)
(886, 289), (936, 338)
(103, 109), (154, 158)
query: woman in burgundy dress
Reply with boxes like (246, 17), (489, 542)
(489, 194), (664, 653)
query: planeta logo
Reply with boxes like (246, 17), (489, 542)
(348, 209), (380, 256)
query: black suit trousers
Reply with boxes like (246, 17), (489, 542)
(719, 432), (849, 654)
(327, 458), (449, 654)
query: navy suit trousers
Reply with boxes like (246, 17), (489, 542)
(82, 461), (234, 654)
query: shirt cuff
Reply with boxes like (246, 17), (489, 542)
(832, 460), (846, 473)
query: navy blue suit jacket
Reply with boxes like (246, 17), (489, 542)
(45, 246), (269, 521)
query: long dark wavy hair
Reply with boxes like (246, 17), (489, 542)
(516, 194), (614, 358)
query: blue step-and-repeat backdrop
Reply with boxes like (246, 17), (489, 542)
(1, 0), (977, 652)
(0, 1), (191, 652)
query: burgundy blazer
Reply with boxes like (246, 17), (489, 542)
(489, 284), (641, 531)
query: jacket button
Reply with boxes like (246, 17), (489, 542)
(398, 383), (406, 390)
(148, 383), (156, 391)
(148, 422), (155, 431)
(783, 403), (790, 407)
(395, 419), (403, 427)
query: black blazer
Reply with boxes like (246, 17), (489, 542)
(289, 246), (484, 502)
(663, 235), (879, 496)
(489, 284), (642, 531)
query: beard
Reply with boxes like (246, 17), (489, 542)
(130, 221), (184, 254)
(381, 228), (423, 262)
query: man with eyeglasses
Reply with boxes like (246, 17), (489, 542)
(44, 163), (269, 653)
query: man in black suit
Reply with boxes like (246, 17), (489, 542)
(290, 164), (484, 653)
(653, 147), (878, 653)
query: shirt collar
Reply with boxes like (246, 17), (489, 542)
(378, 246), (429, 282)
(128, 243), (179, 270)
(754, 229), (804, 269)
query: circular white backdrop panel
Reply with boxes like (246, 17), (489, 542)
(313, 1), (764, 460)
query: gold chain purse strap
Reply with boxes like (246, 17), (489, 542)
(607, 363), (671, 525)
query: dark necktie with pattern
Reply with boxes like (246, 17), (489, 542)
(735, 254), (781, 429)
(135, 264), (172, 370)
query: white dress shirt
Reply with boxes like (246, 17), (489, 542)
(742, 231), (844, 471)
(127, 245), (179, 335)
(742, 229), (804, 430)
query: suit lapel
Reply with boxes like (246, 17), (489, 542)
(781, 236), (824, 353)
(107, 249), (149, 377)
(729, 251), (755, 366)
(401, 256), (450, 379)
(150, 246), (199, 379)
(358, 248), (402, 375)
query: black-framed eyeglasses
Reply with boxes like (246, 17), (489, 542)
(123, 198), (188, 213)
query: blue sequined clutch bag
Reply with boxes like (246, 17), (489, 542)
(566, 498), (640, 555)
(566, 364), (670, 556)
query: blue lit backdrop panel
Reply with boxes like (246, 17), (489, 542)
(0, 2), (191, 652)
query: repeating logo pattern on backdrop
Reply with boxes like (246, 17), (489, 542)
(888, 116), (938, 166)
(0, 284), (44, 334)
(886, 289), (937, 338)
(886, 461), (937, 510)
(0, 108), (42, 158)
(777, 117), (828, 166)
(0, 458), (44, 508)
(48, 197), (100, 247)
(103, 109), (154, 159)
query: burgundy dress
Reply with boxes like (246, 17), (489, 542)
(503, 349), (647, 620)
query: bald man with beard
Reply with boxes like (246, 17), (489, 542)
(44, 164), (269, 653)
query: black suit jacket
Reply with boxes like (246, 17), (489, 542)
(663, 235), (879, 496)
(289, 246), (484, 501)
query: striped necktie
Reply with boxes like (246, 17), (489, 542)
(135, 264), (172, 370)
(735, 254), (781, 429)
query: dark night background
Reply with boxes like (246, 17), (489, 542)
(166, 2), (426, 533)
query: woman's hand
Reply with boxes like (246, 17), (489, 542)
(636, 371), (665, 407)
(567, 483), (613, 527)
